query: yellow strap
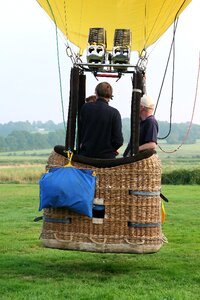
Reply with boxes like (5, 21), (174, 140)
(63, 151), (96, 177)
(63, 150), (73, 167)
(162, 201), (166, 224)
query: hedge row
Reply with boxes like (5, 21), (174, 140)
(162, 169), (200, 185)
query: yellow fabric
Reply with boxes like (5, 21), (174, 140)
(36, 0), (191, 54)
(162, 201), (166, 224)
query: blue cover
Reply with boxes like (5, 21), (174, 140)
(39, 167), (96, 218)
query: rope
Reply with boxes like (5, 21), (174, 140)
(138, 1), (186, 82)
(89, 237), (107, 245)
(162, 234), (168, 244)
(143, 0), (166, 50)
(154, 18), (178, 140)
(54, 233), (73, 242)
(45, 0), (66, 129)
(45, 0), (81, 129)
(125, 238), (145, 245)
(154, 0), (188, 140)
(78, 0), (84, 54)
(63, 0), (77, 64)
(144, 0), (187, 54)
(158, 52), (200, 153)
(144, 0), (147, 49)
(63, 0), (68, 37)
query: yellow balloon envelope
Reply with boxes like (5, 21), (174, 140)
(36, 0), (191, 54)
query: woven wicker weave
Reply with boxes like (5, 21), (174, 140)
(40, 151), (164, 253)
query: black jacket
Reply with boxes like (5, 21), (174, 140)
(79, 98), (123, 158)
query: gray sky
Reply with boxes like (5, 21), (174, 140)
(0, 0), (199, 125)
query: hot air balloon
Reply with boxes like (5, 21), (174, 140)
(36, 0), (191, 253)
(36, 0), (191, 54)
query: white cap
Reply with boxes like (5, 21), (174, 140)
(140, 95), (154, 109)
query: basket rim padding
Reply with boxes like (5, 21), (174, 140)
(54, 144), (156, 168)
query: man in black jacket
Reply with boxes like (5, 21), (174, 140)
(79, 82), (123, 159)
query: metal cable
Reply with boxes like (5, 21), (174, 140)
(158, 52), (200, 153)
(45, 0), (67, 129)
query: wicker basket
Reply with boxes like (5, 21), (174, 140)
(40, 151), (164, 253)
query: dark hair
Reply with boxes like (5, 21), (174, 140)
(95, 82), (113, 99)
(85, 95), (96, 103)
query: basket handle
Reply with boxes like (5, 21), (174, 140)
(124, 238), (145, 245)
(53, 233), (73, 242)
(89, 236), (107, 245)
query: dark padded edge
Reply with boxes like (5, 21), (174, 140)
(54, 145), (156, 168)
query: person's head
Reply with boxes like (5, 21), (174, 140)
(95, 82), (113, 101)
(85, 95), (96, 103)
(140, 95), (155, 119)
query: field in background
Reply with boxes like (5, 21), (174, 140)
(0, 149), (52, 165)
(0, 141), (200, 183)
(0, 149), (51, 183)
(118, 140), (200, 172)
(156, 139), (200, 172)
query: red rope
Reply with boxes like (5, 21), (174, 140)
(95, 73), (120, 78)
(158, 52), (200, 154)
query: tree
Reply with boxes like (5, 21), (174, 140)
(0, 136), (7, 151)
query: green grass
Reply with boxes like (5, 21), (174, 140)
(0, 149), (50, 183)
(0, 184), (200, 300)
(0, 149), (52, 165)
(0, 149), (53, 156)
(0, 165), (44, 183)
(156, 140), (200, 172)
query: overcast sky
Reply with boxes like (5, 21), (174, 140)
(0, 0), (199, 125)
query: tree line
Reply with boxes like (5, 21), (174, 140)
(0, 120), (200, 152)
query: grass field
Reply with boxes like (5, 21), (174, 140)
(0, 149), (51, 183)
(0, 184), (200, 300)
(0, 142), (200, 180)
(156, 140), (200, 172)
(0, 149), (51, 165)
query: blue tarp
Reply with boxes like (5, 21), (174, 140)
(39, 167), (96, 218)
